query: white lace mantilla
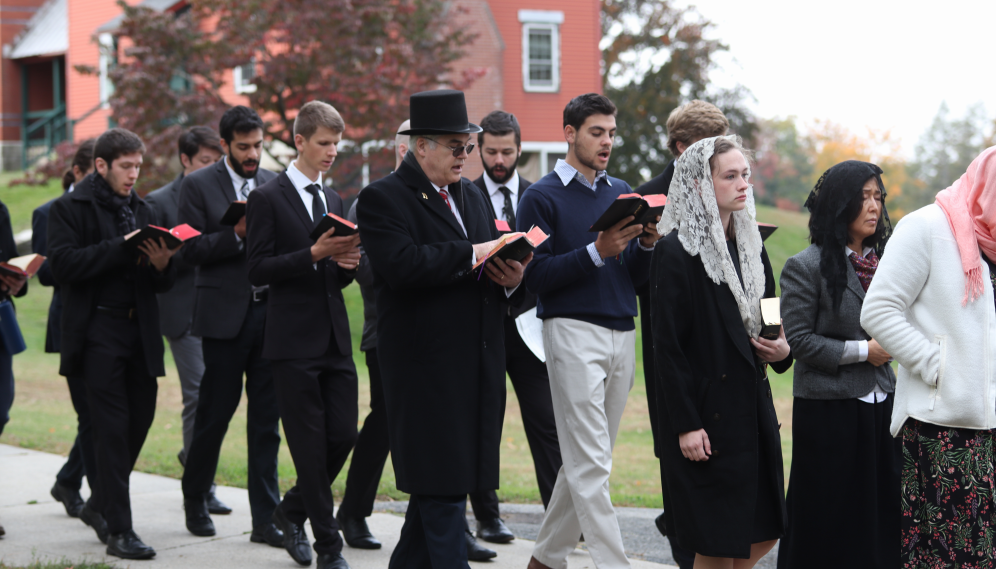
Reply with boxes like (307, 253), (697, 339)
(657, 135), (766, 338)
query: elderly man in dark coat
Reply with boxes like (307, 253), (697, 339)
(356, 89), (529, 569)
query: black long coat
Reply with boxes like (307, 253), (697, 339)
(650, 230), (792, 558)
(355, 157), (518, 496)
(32, 198), (59, 352)
(47, 174), (175, 378)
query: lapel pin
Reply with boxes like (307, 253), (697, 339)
(421, 192), (428, 199)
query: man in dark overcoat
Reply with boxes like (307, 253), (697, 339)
(356, 89), (529, 568)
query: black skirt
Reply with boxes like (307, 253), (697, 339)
(776, 396), (901, 569)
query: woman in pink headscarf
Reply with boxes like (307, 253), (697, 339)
(861, 146), (996, 566)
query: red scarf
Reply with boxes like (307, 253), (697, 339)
(848, 249), (878, 292)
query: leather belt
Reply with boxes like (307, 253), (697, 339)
(96, 306), (136, 319)
(252, 288), (268, 302)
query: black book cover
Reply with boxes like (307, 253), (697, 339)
(309, 213), (357, 240)
(219, 201), (247, 226)
(757, 223), (778, 241)
(122, 224), (201, 251)
(589, 194), (668, 232)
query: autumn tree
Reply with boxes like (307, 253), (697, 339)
(750, 118), (813, 209)
(78, 0), (478, 192)
(601, 0), (757, 187)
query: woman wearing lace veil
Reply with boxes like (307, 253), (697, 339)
(650, 135), (792, 568)
(776, 161), (899, 569)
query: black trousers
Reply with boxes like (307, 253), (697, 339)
(83, 313), (158, 534)
(339, 348), (389, 519)
(55, 375), (96, 494)
(390, 494), (470, 569)
(271, 338), (358, 556)
(468, 317), (562, 519)
(181, 300), (281, 528)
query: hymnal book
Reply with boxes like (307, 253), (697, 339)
(757, 223), (778, 242)
(123, 224), (201, 250)
(759, 297), (781, 340)
(309, 212), (357, 240)
(0, 254), (45, 278)
(219, 200), (247, 226)
(495, 220), (512, 233)
(473, 226), (549, 271)
(589, 193), (668, 233)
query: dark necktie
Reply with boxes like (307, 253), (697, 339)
(304, 184), (325, 228)
(239, 180), (250, 200)
(499, 186), (516, 230)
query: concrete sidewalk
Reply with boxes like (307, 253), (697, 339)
(0, 444), (676, 568)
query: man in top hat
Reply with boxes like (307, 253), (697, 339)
(356, 89), (529, 568)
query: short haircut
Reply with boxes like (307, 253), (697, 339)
(178, 126), (223, 160)
(666, 100), (729, 156)
(563, 93), (617, 131)
(62, 138), (95, 190)
(219, 105), (265, 144)
(395, 120), (410, 153)
(94, 128), (145, 167)
(294, 101), (345, 140)
(478, 110), (521, 147)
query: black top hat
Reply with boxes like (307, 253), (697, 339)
(398, 90), (483, 135)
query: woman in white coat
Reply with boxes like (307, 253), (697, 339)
(861, 146), (996, 566)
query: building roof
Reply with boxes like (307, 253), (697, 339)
(96, 0), (184, 34)
(5, 0), (68, 60)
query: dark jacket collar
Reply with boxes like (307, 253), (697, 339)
(398, 152), (467, 238)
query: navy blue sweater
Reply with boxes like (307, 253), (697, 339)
(516, 171), (652, 331)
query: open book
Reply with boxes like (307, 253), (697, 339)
(219, 200), (247, 226)
(0, 253), (45, 278)
(589, 193), (668, 233)
(472, 226), (549, 271)
(123, 224), (201, 251)
(310, 213), (357, 240)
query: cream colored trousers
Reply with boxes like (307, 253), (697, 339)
(531, 317), (635, 569)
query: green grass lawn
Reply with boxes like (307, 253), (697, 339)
(0, 174), (811, 507)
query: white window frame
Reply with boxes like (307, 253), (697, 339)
(518, 10), (563, 93)
(98, 33), (115, 108)
(233, 60), (257, 94)
(521, 141), (568, 176)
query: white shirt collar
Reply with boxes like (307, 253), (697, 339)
(287, 160), (322, 191)
(844, 245), (874, 258)
(483, 170), (520, 199)
(223, 155), (253, 193)
(553, 158), (610, 190)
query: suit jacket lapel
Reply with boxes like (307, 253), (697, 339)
(399, 163), (466, 239)
(714, 282), (755, 365)
(278, 173), (316, 231)
(213, 159), (237, 203)
(845, 261), (866, 301)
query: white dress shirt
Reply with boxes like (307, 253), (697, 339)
(843, 245), (888, 404)
(483, 170), (520, 224)
(286, 161), (328, 220)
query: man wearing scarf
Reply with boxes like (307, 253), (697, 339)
(356, 89), (528, 568)
(48, 127), (179, 560)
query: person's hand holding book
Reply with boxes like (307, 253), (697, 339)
(311, 226), (361, 270)
(137, 237), (181, 273)
(483, 253), (532, 288)
(0, 273), (26, 296)
(638, 215), (663, 248)
(594, 216), (643, 259)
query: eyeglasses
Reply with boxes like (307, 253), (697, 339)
(427, 137), (475, 157)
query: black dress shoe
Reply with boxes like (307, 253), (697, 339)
(336, 511), (381, 550)
(184, 495), (216, 537)
(207, 485), (232, 515)
(272, 504), (313, 566)
(250, 522), (285, 548)
(107, 529), (156, 560)
(317, 552), (351, 569)
(465, 528), (497, 561)
(79, 503), (108, 544)
(476, 517), (514, 544)
(655, 512), (667, 536)
(51, 481), (85, 518)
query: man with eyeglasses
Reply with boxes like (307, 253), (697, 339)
(356, 89), (530, 568)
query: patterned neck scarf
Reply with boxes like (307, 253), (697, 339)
(91, 173), (137, 236)
(848, 249), (878, 292)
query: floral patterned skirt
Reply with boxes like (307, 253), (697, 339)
(901, 419), (996, 568)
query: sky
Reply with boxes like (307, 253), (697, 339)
(679, 0), (996, 158)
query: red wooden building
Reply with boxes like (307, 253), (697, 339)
(1, 0), (602, 180)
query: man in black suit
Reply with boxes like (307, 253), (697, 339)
(41, 140), (95, 518)
(357, 89), (529, 568)
(246, 100), (360, 569)
(469, 110), (562, 545)
(48, 128), (179, 559)
(633, 100), (727, 569)
(145, 127), (231, 516)
(177, 106), (284, 547)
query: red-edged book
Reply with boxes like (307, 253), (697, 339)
(473, 226), (549, 271)
(589, 193), (668, 233)
(310, 212), (357, 240)
(0, 253), (45, 278)
(123, 224), (201, 250)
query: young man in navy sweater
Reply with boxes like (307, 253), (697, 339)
(518, 93), (662, 569)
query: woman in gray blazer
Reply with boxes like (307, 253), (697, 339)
(776, 161), (899, 569)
